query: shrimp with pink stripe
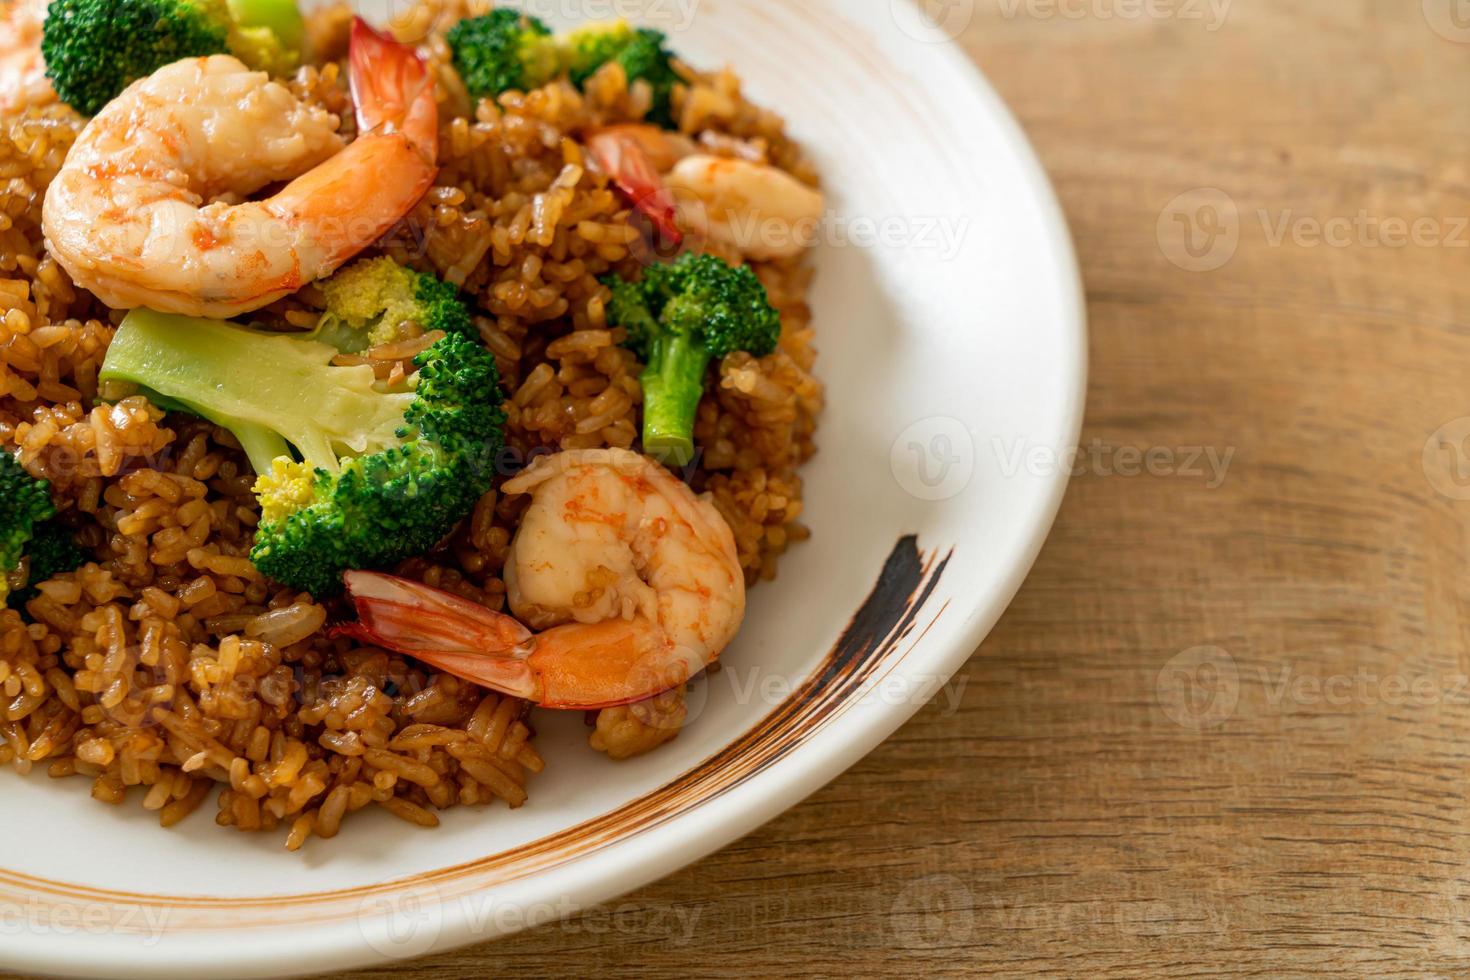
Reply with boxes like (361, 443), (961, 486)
(41, 17), (437, 318)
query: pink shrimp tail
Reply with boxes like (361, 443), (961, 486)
(349, 17), (439, 163)
(276, 18), (438, 278)
(336, 571), (694, 710)
(587, 132), (684, 246)
(335, 571), (540, 701)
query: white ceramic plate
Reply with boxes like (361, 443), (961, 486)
(0, 1), (1085, 975)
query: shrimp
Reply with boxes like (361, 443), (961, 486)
(585, 123), (825, 260)
(337, 449), (747, 710)
(588, 123), (697, 174)
(585, 125), (690, 246)
(664, 154), (826, 260)
(41, 17), (438, 319)
(0, 0), (56, 113)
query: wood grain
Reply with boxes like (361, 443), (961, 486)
(324, 2), (1470, 976)
(10, 1), (1467, 977)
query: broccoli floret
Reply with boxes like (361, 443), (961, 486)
(446, 9), (561, 100)
(564, 19), (635, 86)
(445, 14), (680, 124)
(0, 453), (56, 604)
(98, 310), (506, 597)
(11, 524), (88, 610)
(614, 28), (679, 128)
(314, 257), (475, 353)
(43, 0), (227, 114)
(602, 253), (780, 465)
(564, 21), (678, 127)
(0, 454), (85, 608)
(41, 0), (304, 115)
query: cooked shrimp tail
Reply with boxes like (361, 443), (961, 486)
(584, 123), (825, 259)
(586, 127), (684, 246)
(336, 571), (545, 701)
(337, 449), (747, 711)
(339, 572), (692, 710)
(265, 16), (440, 278)
(349, 17), (437, 161)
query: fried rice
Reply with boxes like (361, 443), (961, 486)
(0, 3), (822, 848)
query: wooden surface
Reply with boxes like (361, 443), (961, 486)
(284, 3), (1465, 976)
(12, 1), (1470, 977)
(327, 2), (1470, 977)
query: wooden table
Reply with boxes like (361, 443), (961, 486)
(314, 2), (1470, 976)
(10, 2), (1462, 977)
(302, 3), (1468, 975)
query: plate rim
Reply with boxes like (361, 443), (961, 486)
(1, 12), (1088, 978)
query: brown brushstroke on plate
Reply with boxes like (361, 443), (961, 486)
(1, 536), (953, 927)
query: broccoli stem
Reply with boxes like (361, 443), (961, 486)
(99, 309), (412, 476)
(640, 332), (709, 466)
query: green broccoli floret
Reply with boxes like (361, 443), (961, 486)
(0, 453), (56, 604)
(313, 258), (475, 353)
(603, 253), (780, 466)
(565, 21), (678, 127)
(0, 454), (85, 608)
(564, 19), (635, 86)
(12, 524), (88, 610)
(564, 21), (678, 127)
(98, 310), (506, 597)
(613, 28), (679, 128)
(41, 0), (304, 116)
(445, 14), (680, 124)
(446, 9), (561, 101)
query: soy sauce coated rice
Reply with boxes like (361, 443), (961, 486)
(0, 3), (821, 848)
